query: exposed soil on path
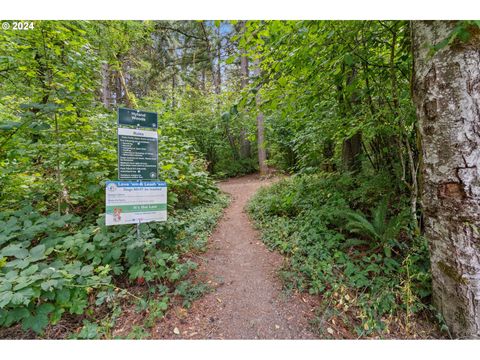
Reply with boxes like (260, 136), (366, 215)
(153, 174), (318, 339)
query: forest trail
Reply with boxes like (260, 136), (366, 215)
(154, 174), (318, 339)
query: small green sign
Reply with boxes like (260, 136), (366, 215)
(118, 127), (158, 181)
(118, 107), (158, 129)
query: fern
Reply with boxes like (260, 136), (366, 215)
(343, 199), (407, 257)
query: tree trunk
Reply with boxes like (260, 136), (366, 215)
(201, 21), (220, 95)
(101, 62), (111, 109)
(216, 25), (222, 94)
(339, 64), (362, 173)
(342, 132), (362, 172)
(239, 25), (251, 159)
(256, 109), (267, 175)
(116, 66), (136, 109)
(254, 59), (268, 175)
(412, 20), (480, 338)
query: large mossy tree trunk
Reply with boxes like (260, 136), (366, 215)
(412, 20), (480, 338)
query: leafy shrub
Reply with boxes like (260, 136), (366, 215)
(343, 199), (409, 257)
(0, 194), (229, 336)
(248, 172), (432, 336)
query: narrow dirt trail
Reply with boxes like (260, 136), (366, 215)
(154, 174), (317, 339)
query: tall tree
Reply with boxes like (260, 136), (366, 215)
(412, 20), (480, 338)
(254, 58), (268, 175)
(239, 21), (251, 159)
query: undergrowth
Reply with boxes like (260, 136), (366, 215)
(0, 193), (229, 338)
(247, 171), (443, 338)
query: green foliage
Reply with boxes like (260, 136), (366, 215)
(248, 172), (432, 336)
(343, 199), (408, 257)
(174, 280), (212, 308)
(240, 20), (416, 175)
(0, 191), (228, 335)
(0, 19), (445, 338)
(140, 90), (258, 179)
(431, 20), (480, 52)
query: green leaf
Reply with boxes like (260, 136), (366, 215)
(110, 247), (122, 260)
(0, 291), (14, 308)
(344, 53), (354, 66)
(80, 265), (93, 276)
(77, 320), (100, 339)
(0, 122), (21, 131)
(221, 112), (231, 121)
(21, 264), (39, 276)
(41, 279), (59, 291)
(8, 258), (31, 269)
(29, 244), (46, 262)
(37, 303), (55, 316)
(11, 292), (26, 305)
(1, 244), (29, 259)
(56, 288), (70, 303)
(22, 312), (49, 334)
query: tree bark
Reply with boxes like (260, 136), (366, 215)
(239, 24), (251, 159)
(412, 20), (480, 338)
(256, 109), (267, 175)
(201, 21), (220, 95)
(101, 62), (111, 109)
(339, 64), (362, 173)
(216, 25), (222, 93)
(254, 58), (268, 175)
(342, 132), (362, 172)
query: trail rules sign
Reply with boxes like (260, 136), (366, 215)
(118, 127), (158, 181)
(106, 107), (166, 227)
(105, 181), (167, 226)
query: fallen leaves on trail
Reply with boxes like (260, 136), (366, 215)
(173, 327), (180, 335)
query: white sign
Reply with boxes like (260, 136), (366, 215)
(105, 181), (167, 226)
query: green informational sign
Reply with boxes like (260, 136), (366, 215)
(105, 181), (167, 226)
(118, 127), (158, 180)
(118, 107), (158, 129)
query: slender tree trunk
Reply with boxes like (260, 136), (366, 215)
(256, 109), (267, 175)
(239, 23), (251, 159)
(254, 58), (268, 175)
(117, 66), (136, 108)
(201, 21), (220, 95)
(54, 112), (62, 214)
(412, 20), (480, 338)
(342, 132), (362, 172)
(339, 64), (362, 173)
(201, 67), (206, 93)
(216, 25), (222, 93)
(101, 62), (111, 109)
(171, 72), (176, 109)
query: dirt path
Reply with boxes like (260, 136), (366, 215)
(154, 174), (318, 339)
